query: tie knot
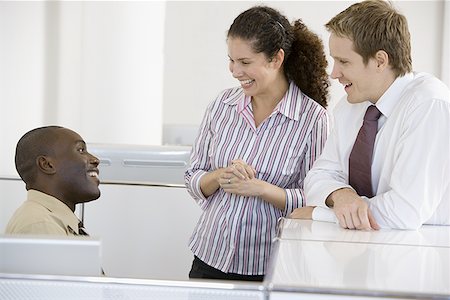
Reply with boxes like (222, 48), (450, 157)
(78, 221), (89, 236)
(364, 105), (382, 121)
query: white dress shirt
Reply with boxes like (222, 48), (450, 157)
(306, 72), (450, 229)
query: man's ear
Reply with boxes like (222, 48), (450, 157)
(37, 155), (56, 175)
(375, 50), (389, 72)
(271, 48), (285, 69)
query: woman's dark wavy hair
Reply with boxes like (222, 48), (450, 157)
(227, 6), (329, 108)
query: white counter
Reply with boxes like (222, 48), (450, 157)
(277, 218), (450, 247)
(267, 219), (450, 299)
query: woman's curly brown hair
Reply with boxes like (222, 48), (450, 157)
(228, 6), (330, 108)
(285, 20), (330, 108)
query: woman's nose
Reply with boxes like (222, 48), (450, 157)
(230, 62), (243, 78)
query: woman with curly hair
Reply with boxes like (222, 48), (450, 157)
(185, 5), (330, 281)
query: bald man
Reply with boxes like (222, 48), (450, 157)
(5, 126), (101, 236)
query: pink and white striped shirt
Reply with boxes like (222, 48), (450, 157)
(185, 81), (328, 275)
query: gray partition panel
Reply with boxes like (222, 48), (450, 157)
(0, 274), (265, 300)
(87, 143), (191, 186)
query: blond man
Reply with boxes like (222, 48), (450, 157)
(292, 0), (450, 230)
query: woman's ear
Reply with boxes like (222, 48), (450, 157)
(37, 155), (56, 175)
(375, 50), (389, 72)
(271, 48), (285, 69)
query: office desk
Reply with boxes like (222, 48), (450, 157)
(267, 219), (450, 299)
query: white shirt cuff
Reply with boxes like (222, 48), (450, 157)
(312, 206), (338, 223)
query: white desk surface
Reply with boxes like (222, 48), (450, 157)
(271, 219), (450, 298)
(267, 239), (450, 298)
(278, 218), (450, 248)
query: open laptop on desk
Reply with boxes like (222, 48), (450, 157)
(0, 235), (102, 276)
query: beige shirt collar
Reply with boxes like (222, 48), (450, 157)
(27, 189), (80, 234)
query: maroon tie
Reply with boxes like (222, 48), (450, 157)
(348, 105), (382, 197)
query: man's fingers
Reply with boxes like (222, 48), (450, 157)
(356, 205), (371, 230)
(336, 214), (347, 229)
(368, 210), (380, 230)
(343, 212), (355, 229)
(336, 212), (354, 229)
(351, 212), (362, 229)
(331, 191), (380, 231)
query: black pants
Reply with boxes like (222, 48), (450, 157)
(188, 256), (264, 282)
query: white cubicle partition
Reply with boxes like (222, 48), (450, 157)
(0, 144), (201, 281)
(0, 235), (102, 277)
(0, 178), (25, 232)
(83, 144), (201, 280)
(87, 143), (192, 186)
(0, 273), (265, 300)
(0, 271), (420, 300)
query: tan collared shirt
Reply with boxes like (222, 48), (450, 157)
(5, 190), (80, 235)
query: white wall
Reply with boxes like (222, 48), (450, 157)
(441, 1), (450, 85)
(162, 0), (446, 128)
(0, 2), (46, 175)
(0, 1), (446, 177)
(0, 1), (165, 176)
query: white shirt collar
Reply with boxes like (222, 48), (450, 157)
(376, 73), (414, 118)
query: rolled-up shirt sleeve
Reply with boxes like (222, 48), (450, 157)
(184, 102), (215, 210)
(283, 188), (303, 216)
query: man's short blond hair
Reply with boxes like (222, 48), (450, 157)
(326, 0), (412, 77)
